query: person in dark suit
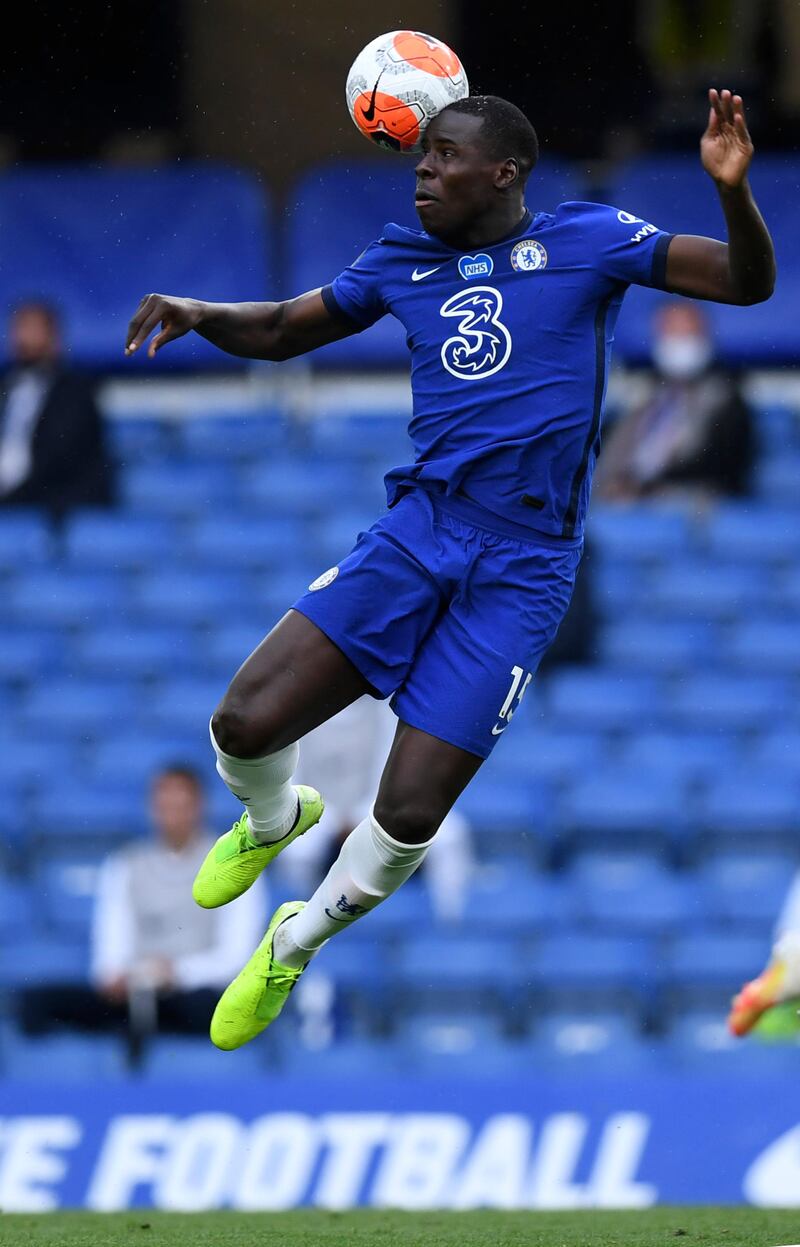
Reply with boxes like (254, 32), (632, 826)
(595, 300), (754, 504)
(0, 300), (115, 521)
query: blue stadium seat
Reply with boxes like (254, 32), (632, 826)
(121, 462), (237, 516)
(599, 619), (715, 673)
(0, 164), (272, 371)
(202, 624), (266, 677)
(358, 880), (435, 936)
(146, 679), (227, 734)
(36, 853), (103, 942)
(70, 624), (197, 680)
(455, 769), (552, 841)
(0, 510), (53, 569)
(647, 563), (772, 621)
(241, 460), (362, 516)
(556, 769), (688, 850)
(696, 853), (796, 933)
(749, 730), (800, 781)
(779, 567), (800, 613)
(29, 785), (145, 842)
(64, 512), (180, 571)
(393, 934), (524, 999)
(86, 733), (209, 787)
(277, 1036), (406, 1078)
(0, 627), (63, 684)
(176, 412), (290, 461)
(755, 454), (800, 506)
(394, 1012), (526, 1077)
(695, 771), (800, 843)
(3, 1030), (127, 1080)
(609, 155), (800, 366)
(309, 510), (385, 566)
(491, 727), (607, 785)
(0, 738), (80, 792)
(106, 417), (174, 462)
(6, 570), (130, 627)
(528, 934), (653, 1007)
(752, 403), (800, 456)
(588, 505), (693, 561)
(0, 876), (35, 942)
(459, 867), (575, 935)
(568, 855), (699, 935)
(529, 1012), (661, 1074)
(666, 675), (790, 731)
(544, 671), (662, 731)
(17, 678), (144, 736)
(722, 620), (800, 675)
(663, 933), (771, 999)
(0, 937), (88, 987)
(302, 935), (390, 1005)
(183, 515), (313, 571)
(133, 570), (247, 626)
(616, 731), (741, 783)
(142, 1036), (266, 1080)
(307, 411), (414, 466)
(704, 504), (800, 564)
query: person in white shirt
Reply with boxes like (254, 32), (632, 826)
(20, 767), (265, 1041)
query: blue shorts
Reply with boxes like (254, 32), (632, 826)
(293, 488), (583, 758)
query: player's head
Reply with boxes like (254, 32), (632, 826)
(415, 95), (539, 242)
(9, 299), (62, 367)
(150, 765), (205, 849)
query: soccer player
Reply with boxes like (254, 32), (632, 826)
(126, 90), (775, 1051)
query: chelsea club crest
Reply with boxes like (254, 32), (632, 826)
(510, 239), (547, 272)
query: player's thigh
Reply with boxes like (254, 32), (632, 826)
(373, 718), (483, 844)
(213, 609), (374, 757)
(392, 537), (582, 759)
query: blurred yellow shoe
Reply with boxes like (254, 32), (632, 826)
(192, 785), (323, 909)
(210, 900), (306, 1050)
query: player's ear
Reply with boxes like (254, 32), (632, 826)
(496, 158), (519, 189)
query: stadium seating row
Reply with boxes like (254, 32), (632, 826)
(2, 155), (800, 369)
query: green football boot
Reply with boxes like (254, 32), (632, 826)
(210, 900), (307, 1050)
(192, 785), (323, 910)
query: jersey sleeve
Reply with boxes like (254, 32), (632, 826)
(586, 203), (674, 290)
(320, 238), (388, 331)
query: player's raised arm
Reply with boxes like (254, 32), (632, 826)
(661, 89), (776, 306)
(124, 289), (356, 361)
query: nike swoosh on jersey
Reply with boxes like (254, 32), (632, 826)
(360, 72), (385, 122)
(491, 723), (507, 736)
(412, 266), (442, 281)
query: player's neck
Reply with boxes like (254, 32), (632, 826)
(432, 203), (528, 251)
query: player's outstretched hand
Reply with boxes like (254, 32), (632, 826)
(125, 293), (205, 358)
(701, 88), (754, 189)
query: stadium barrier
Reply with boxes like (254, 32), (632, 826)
(0, 1074), (797, 1211)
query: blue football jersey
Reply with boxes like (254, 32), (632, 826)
(322, 202), (673, 538)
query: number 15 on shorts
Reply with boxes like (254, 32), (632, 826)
(492, 664), (533, 736)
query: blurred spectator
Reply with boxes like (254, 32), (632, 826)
(19, 767), (264, 1051)
(0, 300), (115, 521)
(595, 301), (754, 504)
(284, 698), (475, 923)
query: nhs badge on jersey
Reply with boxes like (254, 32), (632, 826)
(510, 239), (547, 272)
(458, 253), (493, 280)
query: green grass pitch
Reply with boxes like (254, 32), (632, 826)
(0, 1209), (798, 1247)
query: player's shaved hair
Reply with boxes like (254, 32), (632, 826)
(441, 95), (539, 186)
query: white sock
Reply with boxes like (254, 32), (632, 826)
(272, 810), (434, 969)
(210, 722), (299, 844)
(774, 931), (800, 998)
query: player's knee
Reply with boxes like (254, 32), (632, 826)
(211, 699), (272, 760)
(373, 794), (441, 845)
